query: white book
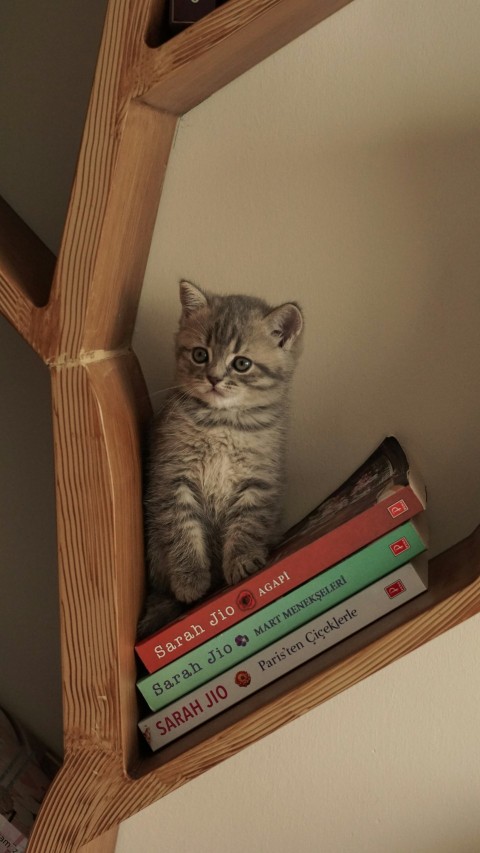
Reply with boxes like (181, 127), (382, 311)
(139, 557), (428, 751)
(0, 815), (27, 853)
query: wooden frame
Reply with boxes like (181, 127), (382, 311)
(0, 0), (479, 849)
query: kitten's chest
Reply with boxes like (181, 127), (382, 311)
(196, 430), (249, 499)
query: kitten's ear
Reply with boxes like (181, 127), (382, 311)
(264, 303), (303, 350)
(179, 280), (208, 316)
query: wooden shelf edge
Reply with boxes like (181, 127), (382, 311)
(0, 196), (55, 350)
(27, 525), (480, 851)
(38, 6), (178, 362)
(131, 526), (480, 788)
(81, 102), (178, 354)
(136, 0), (355, 114)
(50, 354), (149, 759)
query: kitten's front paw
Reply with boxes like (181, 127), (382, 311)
(170, 565), (211, 604)
(223, 549), (267, 586)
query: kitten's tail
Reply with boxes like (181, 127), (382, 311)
(136, 593), (186, 641)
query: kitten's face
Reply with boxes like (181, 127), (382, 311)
(175, 282), (303, 410)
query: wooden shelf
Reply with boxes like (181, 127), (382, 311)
(1, 0), (478, 850)
(134, 524), (480, 776)
(0, 196), (55, 352)
(137, 0), (354, 114)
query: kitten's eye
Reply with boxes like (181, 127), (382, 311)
(191, 347), (209, 364)
(232, 356), (253, 373)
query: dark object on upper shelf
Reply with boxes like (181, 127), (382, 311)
(169, 0), (217, 31)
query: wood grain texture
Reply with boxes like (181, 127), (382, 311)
(38, 0), (155, 361)
(27, 353), (149, 851)
(51, 353), (149, 761)
(82, 103), (177, 353)
(138, 0), (355, 113)
(0, 196), (55, 352)
(0, 197), (55, 307)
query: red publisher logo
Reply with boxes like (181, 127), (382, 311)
(236, 590), (256, 611)
(390, 537), (410, 556)
(235, 670), (251, 687)
(385, 580), (406, 598)
(387, 499), (408, 518)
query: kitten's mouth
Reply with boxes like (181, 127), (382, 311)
(207, 387), (226, 402)
(204, 382), (225, 396)
(202, 383), (233, 407)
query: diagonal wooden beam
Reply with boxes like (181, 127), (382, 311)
(0, 197), (55, 348)
(137, 0), (355, 113)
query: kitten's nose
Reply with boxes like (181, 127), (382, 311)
(207, 375), (220, 387)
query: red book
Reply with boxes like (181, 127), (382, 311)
(135, 436), (426, 673)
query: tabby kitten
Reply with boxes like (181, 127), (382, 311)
(137, 280), (303, 639)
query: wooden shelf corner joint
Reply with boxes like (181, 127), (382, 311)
(0, 0), (478, 850)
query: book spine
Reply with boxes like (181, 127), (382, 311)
(139, 559), (428, 751)
(137, 519), (427, 710)
(0, 815), (27, 853)
(136, 482), (424, 672)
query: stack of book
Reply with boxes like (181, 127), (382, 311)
(136, 437), (428, 752)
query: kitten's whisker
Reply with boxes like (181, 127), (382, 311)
(148, 383), (186, 399)
(142, 384), (189, 408)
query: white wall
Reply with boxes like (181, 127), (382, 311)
(120, 0), (480, 849)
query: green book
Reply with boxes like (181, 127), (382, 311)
(137, 517), (427, 711)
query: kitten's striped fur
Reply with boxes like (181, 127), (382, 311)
(137, 281), (303, 639)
